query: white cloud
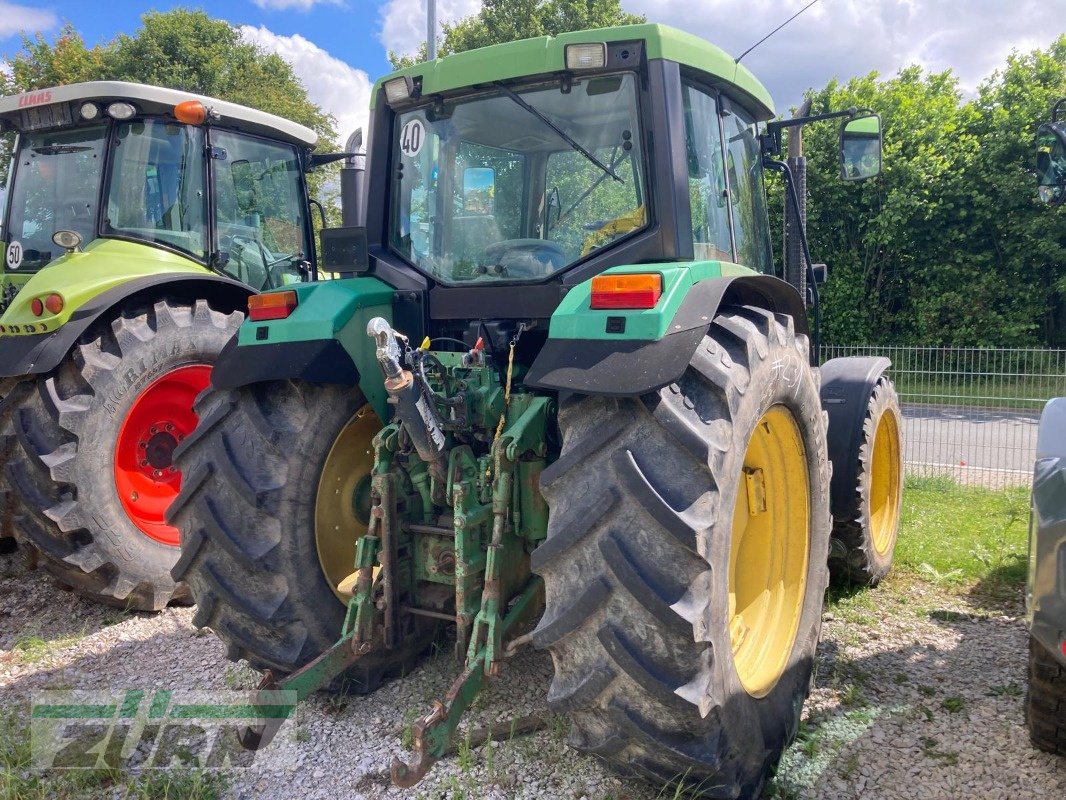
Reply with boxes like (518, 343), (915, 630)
(0, 2), (57, 38)
(627, 0), (1066, 107)
(251, 0), (341, 11)
(239, 25), (372, 146)
(379, 0), (480, 57)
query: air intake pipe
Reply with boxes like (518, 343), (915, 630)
(341, 128), (366, 226)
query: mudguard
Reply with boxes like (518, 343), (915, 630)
(0, 273), (252, 377)
(1028, 398), (1066, 667)
(820, 356), (893, 519)
(525, 268), (808, 396)
(209, 277), (395, 421)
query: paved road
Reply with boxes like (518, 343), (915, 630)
(901, 403), (1040, 479)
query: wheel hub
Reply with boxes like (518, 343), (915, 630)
(869, 409), (902, 555)
(114, 364), (212, 546)
(729, 405), (811, 698)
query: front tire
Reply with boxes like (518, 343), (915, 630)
(168, 380), (432, 692)
(0, 299), (240, 610)
(827, 376), (903, 586)
(533, 306), (831, 797)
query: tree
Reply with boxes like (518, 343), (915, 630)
(388, 0), (644, 69)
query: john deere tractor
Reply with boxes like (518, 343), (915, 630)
(169, 25), (903, 795)
(0, 82), (326, 610)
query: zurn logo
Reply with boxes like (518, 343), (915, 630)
(30, 689), (298, 770)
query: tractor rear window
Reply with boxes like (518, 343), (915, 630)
(4, 125), (106, 271)
(389, 73), (646, 284)
(104, 120), (207, 259)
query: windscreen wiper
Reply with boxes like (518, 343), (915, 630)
(493, 82), (622, 183)
(32, 145), (92, 155)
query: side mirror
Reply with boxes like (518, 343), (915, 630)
(462, 167), (495, 215)
(1036, 122), (1066, 207)
(839, 113), (882, 181)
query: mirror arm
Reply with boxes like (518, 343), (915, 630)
(764, 156), (820, 365)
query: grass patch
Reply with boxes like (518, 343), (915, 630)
(896, 475), (1028, 589)
(9, 632), (85, 665)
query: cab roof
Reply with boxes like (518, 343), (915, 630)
(0, 81), (318, 148)
(373, 23), (776, 121)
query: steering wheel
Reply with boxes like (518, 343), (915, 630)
(482, 239), (568, 279)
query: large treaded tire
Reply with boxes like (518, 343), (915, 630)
(1027, 635), (1066, 754)
(167, 380), (431, 692)
(533, 305), (831, 798)
(827, 376), (903, 586)
(0, 299), (240, 610)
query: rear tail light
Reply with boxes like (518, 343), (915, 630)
(30, 298), (43, 316)
(44, 293), (64, 314)
(590, 273), (662, 310)
(248, 290), (298, 321)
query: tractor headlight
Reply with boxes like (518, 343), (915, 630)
(565, 43), (607, 70)
(79, 102), (100, 121)
(384, 77), (415, 106)
(106, 102), (136, 120)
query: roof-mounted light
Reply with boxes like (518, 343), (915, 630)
(79, 102), (100, 121)
(383, 76), (415, 106)
(106, 101), (136, 120)
(174, 100), (207, 125)
(565, 43), (607, 70)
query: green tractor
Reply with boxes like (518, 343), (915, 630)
(0, 82), (327, 609)
(168, 24), (903, 795)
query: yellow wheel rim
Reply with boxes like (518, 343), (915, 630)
(729, 405), (810, 698)
(868, 409), (902, 556)
(314, 405), (381, 605)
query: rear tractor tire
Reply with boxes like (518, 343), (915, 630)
(0, 299), (241, 610)
(533, 305), (831, 798)
(828, 376), (903, 586)
(167, 380), (433, 692)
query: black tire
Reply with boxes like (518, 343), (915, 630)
(533, 306), (831, 798)
(0, 299), (241, 610)
(0, 378), (18, 553)
(1027, 634), (1066, 754)
(827, 376), (903, 586)
(167, 380), (432, 692)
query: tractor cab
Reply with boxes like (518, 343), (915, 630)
(1036, 99), (1066, 206)
(0, 82), (318, 317)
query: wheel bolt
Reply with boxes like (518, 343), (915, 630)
(138, 441), (147, 449)
(130, 492), (138, 502)
(165, 423), (174, 432)
(153, 470), (162, 478)
(140, 459), (148, 467)
(177, 434), (184, 442)
(150, 426), (158, 434)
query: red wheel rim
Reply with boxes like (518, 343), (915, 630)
(114, 364), (211, 546)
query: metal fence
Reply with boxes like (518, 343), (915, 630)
(821, 346), (1066, 487)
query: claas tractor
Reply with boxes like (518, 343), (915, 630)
(0, 82), (329, 610)
(168, 24), (904, 795)
(1026, 101), (1066, 755)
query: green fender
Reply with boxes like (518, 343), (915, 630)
(211, 277), (395, 420)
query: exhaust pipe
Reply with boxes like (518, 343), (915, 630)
(341, 128), (366, 227)
(784, 98), (811, 301)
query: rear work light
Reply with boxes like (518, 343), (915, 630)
(590, 273), (662, 310)
(565, 42), (607, 70)
(248, 291), (298, 321)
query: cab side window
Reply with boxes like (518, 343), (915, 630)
(723, 103), (773, 274)
(681, 82), (732, 262)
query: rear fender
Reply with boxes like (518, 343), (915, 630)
(820, 356), (892, 519)
(210, 277), (395, 420)
(0, 274), (252, 377)
(524, 268), (808, 396)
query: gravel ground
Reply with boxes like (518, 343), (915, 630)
(2, 550), (1065, 799)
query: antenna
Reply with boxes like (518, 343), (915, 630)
(735, 0), (821, 65)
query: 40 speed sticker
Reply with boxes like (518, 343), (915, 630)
(399, 119), (425, 158)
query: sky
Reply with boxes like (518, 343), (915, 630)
(2, 0), (1064, 145)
